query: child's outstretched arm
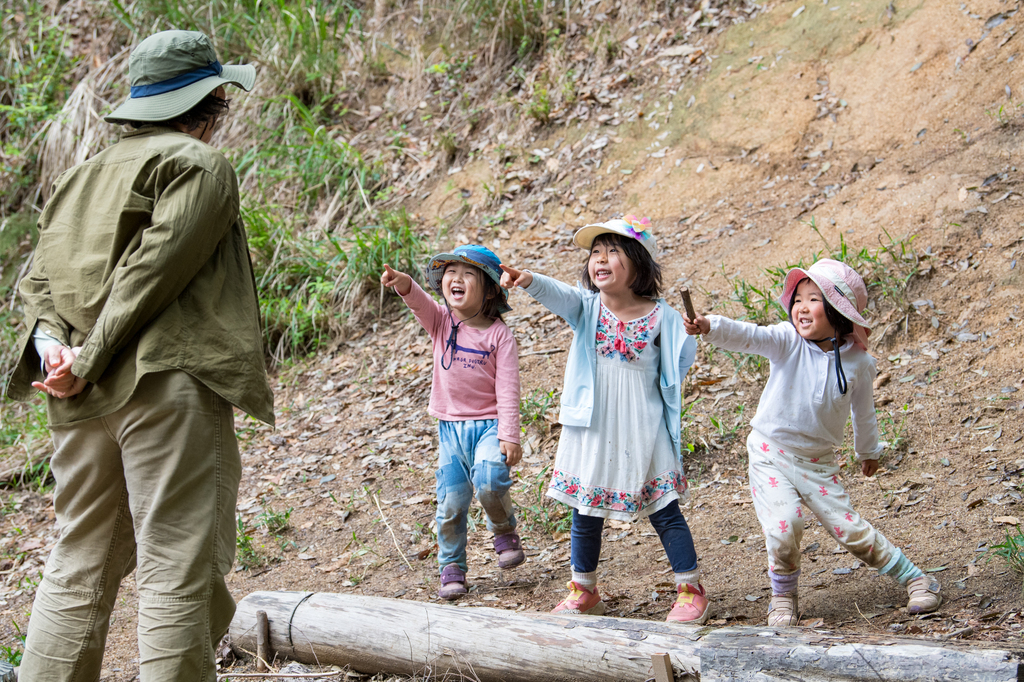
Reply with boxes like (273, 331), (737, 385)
(499, 264), (533, 290)
(692, 313), (793, 363)
(500, 264), (585, 329)
(381, 264), (447, 338)
(380, 264), (412, 296)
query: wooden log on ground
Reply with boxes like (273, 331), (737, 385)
(229, 591), (1022, 682)
(231, 591), (701, 681)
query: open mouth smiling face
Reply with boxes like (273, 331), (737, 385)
(791, 279), (835, 342)
(442, 263), (488, 319)
(588, 241), (636, 295)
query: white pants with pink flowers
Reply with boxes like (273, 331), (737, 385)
(746, 430), (897, 576)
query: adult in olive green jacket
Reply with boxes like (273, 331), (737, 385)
(7, 31), (274, 682)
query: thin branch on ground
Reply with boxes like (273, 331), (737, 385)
(374, 493), (415, 570)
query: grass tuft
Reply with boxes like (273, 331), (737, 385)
(444, 0), (552, 64)
(708, 217), (922, 378)
(0, 621), (24, 666)
(341, 208), (431, 313)
(987, 526), (1024, 593)
(520, 388), (555, 429)
(110, 0), (358, 101)
(514, 465), (571, 538)
(0, 2), (81, 212)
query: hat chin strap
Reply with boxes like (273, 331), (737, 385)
(439, 297), (484, 371)
(808, 334), (848, 395)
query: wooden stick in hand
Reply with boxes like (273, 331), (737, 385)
(681, 288), (696, 320)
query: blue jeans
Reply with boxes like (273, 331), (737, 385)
(435, 419), (516, 573)
(570, 501), (697, 574)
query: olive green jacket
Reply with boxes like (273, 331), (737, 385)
(7, 126), (275, 426)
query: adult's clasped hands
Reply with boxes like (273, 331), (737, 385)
(32, 345), (88, 399)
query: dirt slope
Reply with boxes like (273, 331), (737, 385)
(2, 0), (1023, 679)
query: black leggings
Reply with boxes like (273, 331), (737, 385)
(570, 500), (698, 574)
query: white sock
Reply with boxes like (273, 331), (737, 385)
(571, 570), (597, 590)
(674, 568), (701, 588)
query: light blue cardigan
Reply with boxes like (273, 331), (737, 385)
(523, 273), (697, 457)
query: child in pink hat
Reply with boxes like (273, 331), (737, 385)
(683, 259), (940, 626)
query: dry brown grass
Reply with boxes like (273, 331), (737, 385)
(38, 49), (128, 200)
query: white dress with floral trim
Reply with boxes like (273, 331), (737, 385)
(547, 302), (689, 521)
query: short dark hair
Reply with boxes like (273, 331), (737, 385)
(479, 277), (505, 321)
(127, 92), (230, 131)
(787, 277), (853, 343)
(580, 232), (662, 298)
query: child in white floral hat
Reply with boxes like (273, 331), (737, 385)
(683, 258), (941, 626)
(501, 216), (710, 624)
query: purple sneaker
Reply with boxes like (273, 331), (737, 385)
(494, 532), (526, 569)
(438, 564), (467, 600)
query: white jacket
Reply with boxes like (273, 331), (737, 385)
(704, 315), (883, 461)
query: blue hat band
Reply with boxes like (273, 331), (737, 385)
(130, 61), (223, 98)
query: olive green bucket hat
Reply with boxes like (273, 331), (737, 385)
(105, 30), (255, 124)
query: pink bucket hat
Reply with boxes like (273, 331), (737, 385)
(779, 259), (871, 350)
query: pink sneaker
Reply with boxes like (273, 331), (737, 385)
(551, 581), (606, 615)
(666, 583), (710, 624)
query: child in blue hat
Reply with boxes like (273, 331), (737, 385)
(381, 245), (524, 599)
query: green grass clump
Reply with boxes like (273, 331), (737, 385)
(243, 201), (342, 362)
(255, 506), (292, 535)
(110, 0), (356, 100)
(0, 621), (24, 666)
(988, 525), (1024, 593)
(341, 208), (429, 308)
(235, 506), (293, 570)
(877, 403), (910, 454)
(722, 217), (920, 328)
(247, 203), (430, 363)
(235, 517), (267, 570)
(0, 3), (81, 212)
(513, 465), (571, 538)
(236, 94), (380, 216)
(528, 86), (552, 123)
(520, 388), (555, 429)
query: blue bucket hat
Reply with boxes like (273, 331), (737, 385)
(426, 245), (512, 315)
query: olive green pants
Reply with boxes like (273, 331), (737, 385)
(20, 371), (241, 682)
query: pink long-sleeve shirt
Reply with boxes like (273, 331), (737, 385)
(401, 281), (521, 443)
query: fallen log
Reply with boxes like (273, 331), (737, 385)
(229, 591), (1022, 682)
